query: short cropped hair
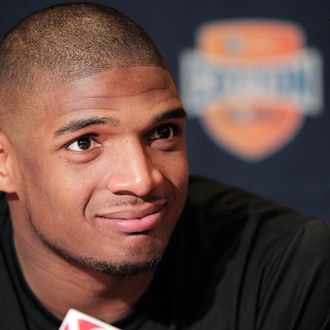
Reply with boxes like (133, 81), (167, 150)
(0, 2), (167, 129)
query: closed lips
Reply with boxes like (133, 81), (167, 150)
(97, 203), (166, 220)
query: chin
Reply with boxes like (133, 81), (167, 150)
(85, 236), (166, 276)
(88, 256), (163, 277)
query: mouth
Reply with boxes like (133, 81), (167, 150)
(96, 203), (166, 233)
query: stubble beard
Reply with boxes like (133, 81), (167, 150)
(43, 242), (163, 277)
(23, 198), (163, 277)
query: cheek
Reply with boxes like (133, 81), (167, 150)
(154, 150), (189, 213)
(19, 153), (90, 220)
(159, 150), (189, 186)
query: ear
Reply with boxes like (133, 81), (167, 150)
(0, 132), (18, 193)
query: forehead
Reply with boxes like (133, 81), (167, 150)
(11, 66), (182, 141)
(42, 66), (179, 112)
(7, 66), (181, 147)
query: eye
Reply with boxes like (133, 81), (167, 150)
(150, 125), (176, 140)
(66, 135), (101, 152)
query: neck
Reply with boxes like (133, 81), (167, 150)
(13, 231), (155, 324)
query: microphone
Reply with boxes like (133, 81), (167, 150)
(59, 309), (121, 330)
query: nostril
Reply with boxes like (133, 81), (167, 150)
(110, 169), (164, 197)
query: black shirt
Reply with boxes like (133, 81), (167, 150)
(0, 176), (329, 329)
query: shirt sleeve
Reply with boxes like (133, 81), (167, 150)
(256, 220), (330, 330)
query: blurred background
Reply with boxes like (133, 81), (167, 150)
(0, 0), (329, 222)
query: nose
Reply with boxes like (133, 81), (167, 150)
(107, 139), (164, 197)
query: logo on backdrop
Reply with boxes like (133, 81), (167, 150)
(180, 19), (323, 161)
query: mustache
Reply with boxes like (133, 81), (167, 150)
(99, 195), (167, 208)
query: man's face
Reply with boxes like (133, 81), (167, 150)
(11, 66), (188, 276)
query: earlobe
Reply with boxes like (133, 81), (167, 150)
(0, 132), (17, 193)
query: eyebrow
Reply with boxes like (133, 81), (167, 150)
(53, 108), (187, 138)
(54, 117), (119, 137)
(152, 108), (187, 124)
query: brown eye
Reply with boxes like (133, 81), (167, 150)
(150, 125), (175, 140)
(77, 137), (92, 150)
(66, 136), (101, 152)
